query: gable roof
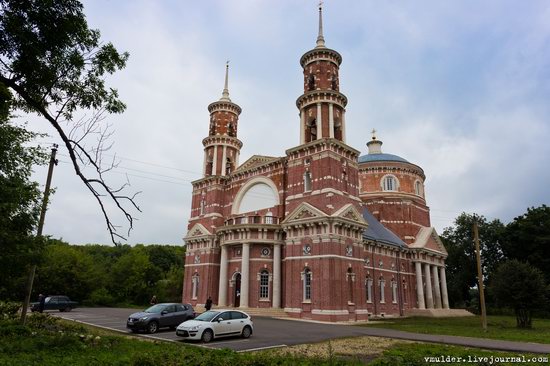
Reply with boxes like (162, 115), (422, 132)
(362, 209), (406, 248)
(234, 155), (281, 173)
(410, 226), (448, 255)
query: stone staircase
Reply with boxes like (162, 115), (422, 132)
(194, 306), (289, 318)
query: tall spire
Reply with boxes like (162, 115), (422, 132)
(220, 61), (231, 102)
(315, 1), (326, 48)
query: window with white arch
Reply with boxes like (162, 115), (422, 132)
(191, 273), (199, 300)
(381, 174), (399, 192)
(303, 268), (312, 301)
(414, 180), (424, 197)
(259, 270), (269, 299)
(236, 180), (279, 214)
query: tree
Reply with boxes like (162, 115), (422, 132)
(491, 260), (547, 328)
(501, 205), (550, 283)
(0, 83), (47, 300)
(0, 0), (139, 243)
(440, 213), (505, 308)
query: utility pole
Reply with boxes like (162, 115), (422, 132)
(473, 216), (488, 332)
(20, 144), (58, 324)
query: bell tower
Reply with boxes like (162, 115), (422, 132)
(202, 63), (243, 176)
(298, 4), (347, 145)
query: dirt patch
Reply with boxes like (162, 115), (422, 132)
(265, 336), (413, 363)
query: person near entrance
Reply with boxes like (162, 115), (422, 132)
(205, 296), (213, 311)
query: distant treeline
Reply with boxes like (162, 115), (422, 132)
(29, 240), (185, 306)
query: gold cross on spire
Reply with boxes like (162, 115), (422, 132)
(371, 128), (377, 140)
(319, 0), (323, 10)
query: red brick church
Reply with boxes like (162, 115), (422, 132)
(182, 6), (450, 321)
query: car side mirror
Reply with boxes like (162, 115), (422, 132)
(161, 310), (168, 315)
(217, 317), (223, 322)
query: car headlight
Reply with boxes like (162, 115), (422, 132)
(188, 325), (201, 331)
(140, 316), (149, 321)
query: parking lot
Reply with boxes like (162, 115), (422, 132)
(52, 307), (369, 352)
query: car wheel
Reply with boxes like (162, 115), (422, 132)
(59, 308), (64, 312)
(64, 307), (72, 312)
(241, 325), (252, 339)
(201, 329), (213, 343)
(147, 321), (159, 334)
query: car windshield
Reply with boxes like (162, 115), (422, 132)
(144, 304), (166, 313)
(194, 310), (220, 322)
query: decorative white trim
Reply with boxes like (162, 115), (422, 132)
(231, 176), (280, 214)
(284, 308), (303, 313)
(311, 309), (349, 315)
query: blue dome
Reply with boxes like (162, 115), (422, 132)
(358, 153), (409, 164)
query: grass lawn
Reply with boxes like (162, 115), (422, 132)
(362, 315), (550, 344)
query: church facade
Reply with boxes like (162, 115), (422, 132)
(182, 7), (449, 322)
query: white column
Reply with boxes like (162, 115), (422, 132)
(218, 245), (228, 306)
(415, 261), (425, 309)
(316, 103), (322, 138)
(328, 103), (334, 138)
(236, 151), (240, 168)
(341, 109), (346, 143)
(300, 110), (305, 144)
(212, 145), (218, 175)
(221, 146), (227, 176)
(203, 150), (208, 175)
(273, 244), (281, 308)
(440, 266), (450, 309)
(424, 263), (434, 309)
(240, 243), (250, 308)
(432, 265), (442, 309)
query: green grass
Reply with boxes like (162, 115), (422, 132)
(370, 343), (548, 366)
(0, 314), (361, 366)
(362, 315), (550, 344)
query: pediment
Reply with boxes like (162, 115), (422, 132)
(185, 223), (212, 239)
(332, 204), (367, 225)
(282, 202), (328, 223)
(411, 227), (448, 255)
(234, 155), (280, 173)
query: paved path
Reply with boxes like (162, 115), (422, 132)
(51, 308), (550, 354)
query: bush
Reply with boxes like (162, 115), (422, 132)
(86, 288), (115, 306)
(0, 301), (21, 318)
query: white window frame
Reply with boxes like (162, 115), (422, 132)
(366, 277), (373, 303)
(379, 278), (386, 303)
(304, 171), (312, 192)
(259, 270), (270, 299)
(191, 273), (199, 300)
(414, 180), (423, 197)
(303, 268), (312, 302)
(391, 280), (398, 304)
(381, 174), (399, 192)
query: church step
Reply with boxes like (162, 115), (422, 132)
(193, 306), (289, 318)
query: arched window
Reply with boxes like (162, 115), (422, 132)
(259, 270), (269, 299)
(200, 197), (206, 216)
(347, 268), (354, 304)
(379, 277), (386, 303)
(304, 171), (312, 192)
(366, 276), (373, 303)
(307, 74), (315, 91)
(391, 279), (398, 304)
(331, 77), (338, 90)
(227, 123), (235, 137)
(308, 119), (317, 142)
(303, 268), (312, 301)
(191, 273), (199, 300)
(415, 180), (423, 197)
(382, 175), (398, 191)
(402, 279), (408, 304)
(205, 157), (213, 176)
(226, 158), (233, 175)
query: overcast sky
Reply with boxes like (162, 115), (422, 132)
(26, 0), (550, 245)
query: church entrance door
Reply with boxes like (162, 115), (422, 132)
(234, 273), (241, 307)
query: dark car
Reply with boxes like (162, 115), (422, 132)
(30, 295), (78, 312)
(126, 303), (195, 334)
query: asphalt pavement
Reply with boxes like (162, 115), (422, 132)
(51, 307), (550, 354)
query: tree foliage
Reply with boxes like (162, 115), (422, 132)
(31, 241), (186, 306)
(0, 0), (138, 243)
(0, 83), (47, 299)
(491, 260), (547, 328)
(440, 213), (505, 308)
(500, 205), (550, 283)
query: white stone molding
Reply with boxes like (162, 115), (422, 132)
(231, 176), (280, 214)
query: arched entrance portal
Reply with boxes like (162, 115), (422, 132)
(233, 273), (241, 307)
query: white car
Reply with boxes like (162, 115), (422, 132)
(176, 309), (253, 342)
